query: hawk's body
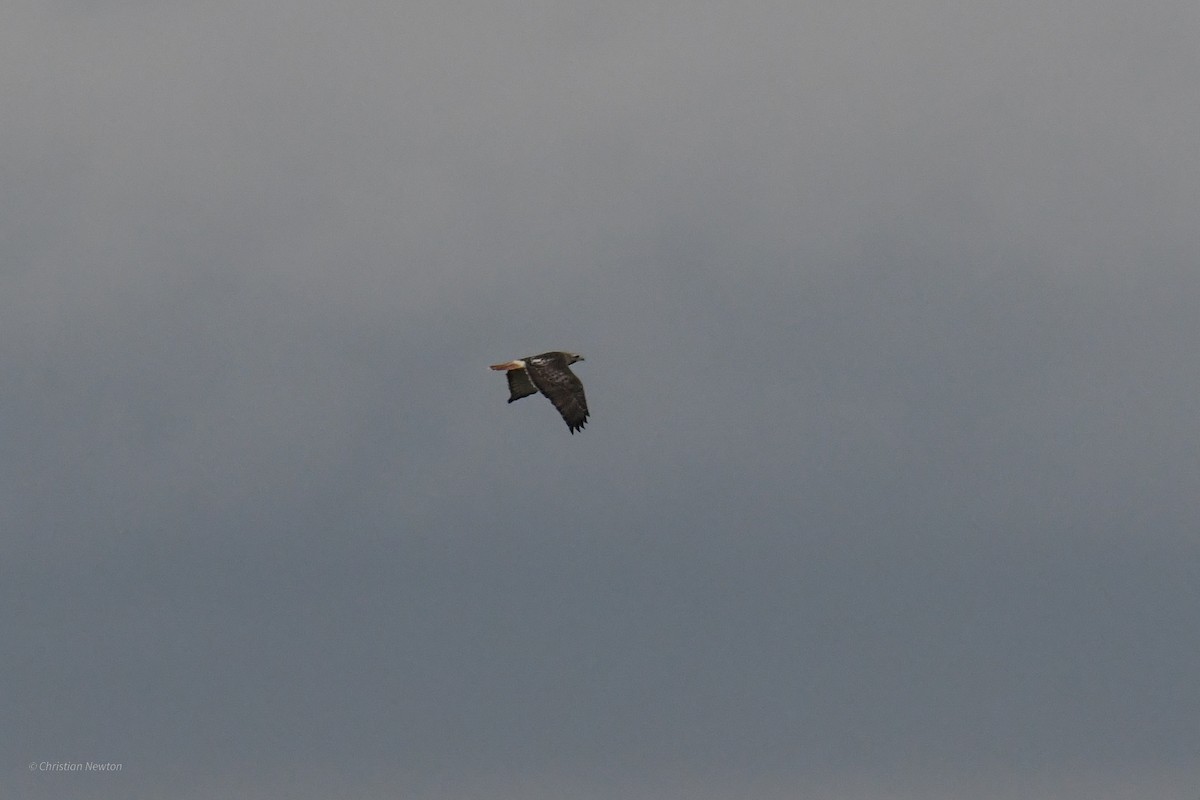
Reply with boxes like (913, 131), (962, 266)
(490, 351), (589, 433)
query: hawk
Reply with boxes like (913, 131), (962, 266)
(489, 351), (589, 433)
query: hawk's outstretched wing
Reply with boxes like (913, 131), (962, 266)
(504, 368), (539, 403)
(524, 353), (589, 433)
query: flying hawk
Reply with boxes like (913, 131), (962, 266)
(490, 351), (589, 433)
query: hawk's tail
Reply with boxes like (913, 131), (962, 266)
(489, 360), (524, 371)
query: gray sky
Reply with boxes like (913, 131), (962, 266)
(5, 1), (1199, 798)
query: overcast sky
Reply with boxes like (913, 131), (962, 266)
(4, 1), (1198, 798)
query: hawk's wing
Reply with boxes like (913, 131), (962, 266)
(505, 368), (539, 403)
(524, 353), (589, 433)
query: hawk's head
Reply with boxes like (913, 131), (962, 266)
(565, 352), (585, 364)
